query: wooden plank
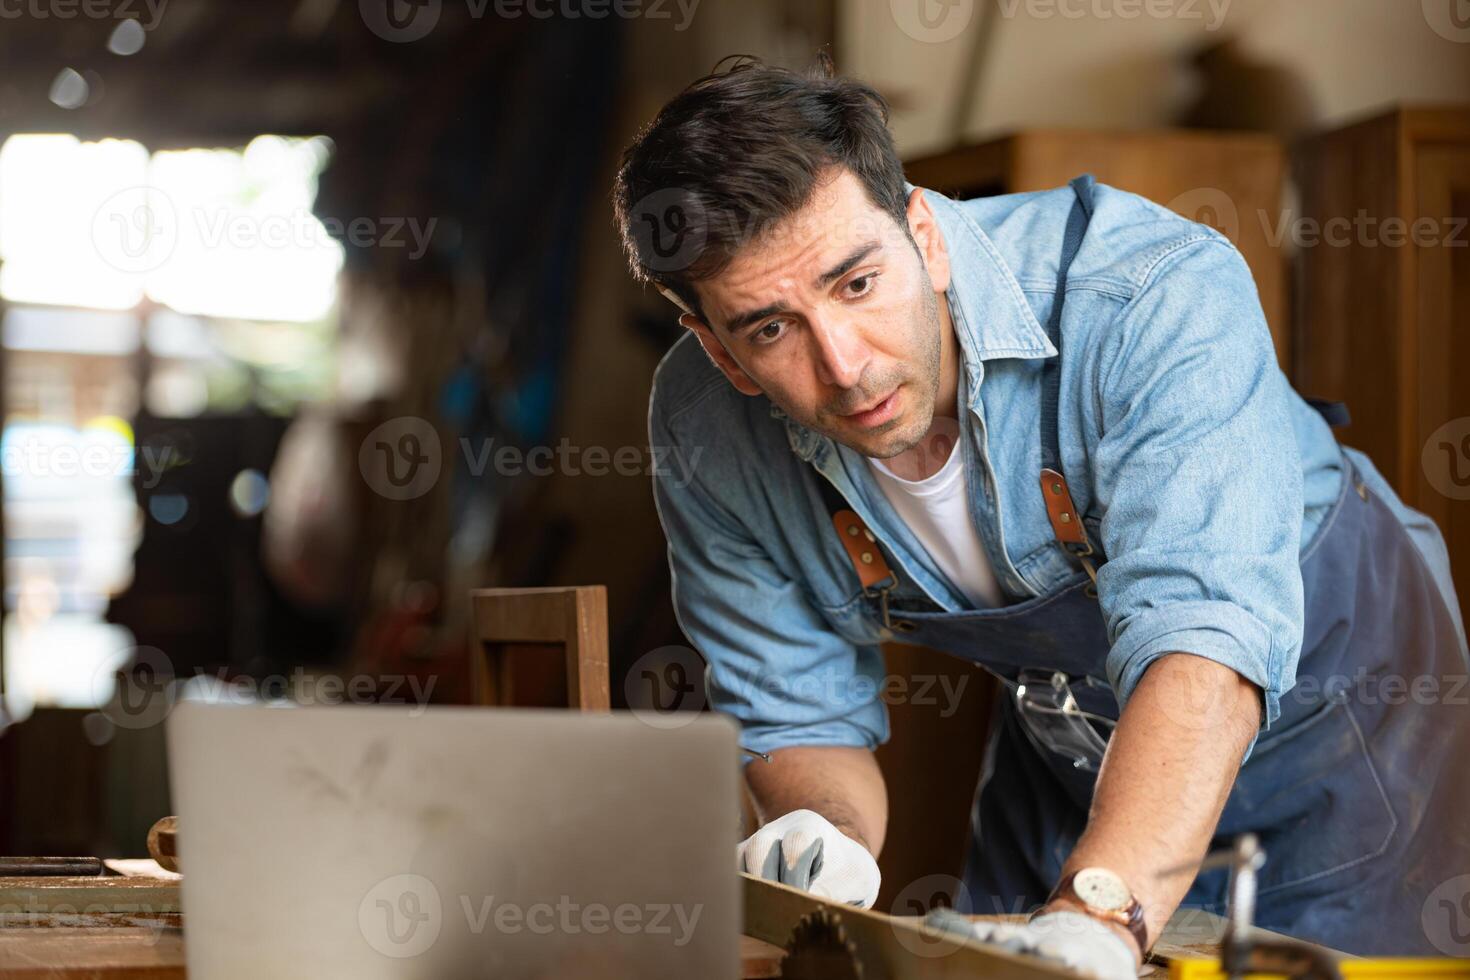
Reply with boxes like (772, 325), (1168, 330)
(739, 934), (783, 978)
(0, 926), (777, 979)
(0, 878), (180, 915)
(0, 926), (184, 979)
(743, 873), (1078, 979)
(744, 872), (1348, 977)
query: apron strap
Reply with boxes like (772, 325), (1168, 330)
(814, 473), (921, 630)
(1304, 397), (1351, 428)
(1039, 175), (1101, 585)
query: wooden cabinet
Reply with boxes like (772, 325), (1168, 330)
(1296, 107), (1470, 634)
(905, 129), (1290, 373)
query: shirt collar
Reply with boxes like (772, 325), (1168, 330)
(923, 185), (1056, 366)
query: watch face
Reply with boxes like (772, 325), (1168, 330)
(1073, 867), (1131, 912)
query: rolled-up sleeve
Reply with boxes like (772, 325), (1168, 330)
(648, 395), (888, 758)
(1092, 239), (1304, 734)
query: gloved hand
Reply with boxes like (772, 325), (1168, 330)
(926, 907), (1138, 980)
(737, 809), (881, 908)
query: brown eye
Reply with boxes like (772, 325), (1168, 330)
(755, 320), (787, 344)
(846, 273), (876, 297)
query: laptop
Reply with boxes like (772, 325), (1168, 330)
(166, 702), (740, 978)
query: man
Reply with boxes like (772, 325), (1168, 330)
(614, 58), (1470, 974)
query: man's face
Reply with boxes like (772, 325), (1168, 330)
(684, 169), (952, 459)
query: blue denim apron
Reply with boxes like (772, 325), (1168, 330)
(831, 177), (1470, 955)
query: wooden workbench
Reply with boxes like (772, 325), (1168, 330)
(0, 868), (1286, 978)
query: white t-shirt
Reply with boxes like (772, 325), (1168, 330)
(868, 439), (1004, 609)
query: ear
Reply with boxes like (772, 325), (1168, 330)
(906, 188), (951, 295)
(679, 314), (763, 396)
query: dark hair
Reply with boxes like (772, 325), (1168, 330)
(612, 55), (908, 318)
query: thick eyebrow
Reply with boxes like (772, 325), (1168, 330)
(723, 241), (884, 337)
(725, 302), (785, 336)
(816, 241), (882, 287)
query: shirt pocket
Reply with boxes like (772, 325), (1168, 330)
(1215, 698), (1397, 897)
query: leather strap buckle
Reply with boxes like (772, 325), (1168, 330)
(832, 509), (915, 631)
(1040, 468), (1098, 588)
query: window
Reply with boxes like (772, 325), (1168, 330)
(0, 133), (340, 720)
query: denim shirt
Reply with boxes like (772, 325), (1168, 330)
(647, 182), (1356, 759)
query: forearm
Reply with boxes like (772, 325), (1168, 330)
(744, 745), (888, 855)
(1056, 653), (1262, 951)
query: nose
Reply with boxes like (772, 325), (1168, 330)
(807, 311), (872, 390)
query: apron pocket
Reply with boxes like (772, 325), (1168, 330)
(1216, 699), (1398, 897)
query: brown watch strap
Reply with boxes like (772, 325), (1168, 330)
(1044, 870), (1150, 955)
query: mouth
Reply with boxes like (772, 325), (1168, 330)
(840, 387), (901, 428)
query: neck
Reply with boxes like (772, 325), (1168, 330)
(934, 292), (961, 419)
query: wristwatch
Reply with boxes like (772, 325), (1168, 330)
(1044, 867), (1149, 955)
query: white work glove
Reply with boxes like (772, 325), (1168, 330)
(926, 908), (1138, 980)
(737, 809), (881, 909)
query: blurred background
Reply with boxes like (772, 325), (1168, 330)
(0, 0), (1465, 903)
